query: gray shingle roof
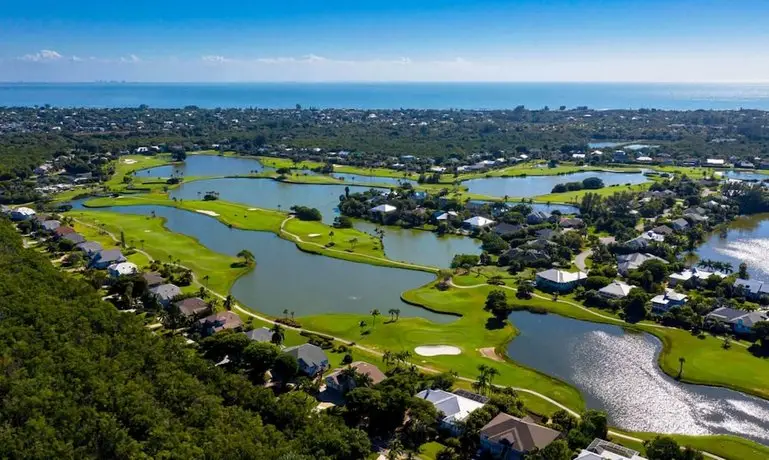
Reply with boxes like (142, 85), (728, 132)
(244, 327), (274, 342)
(284, 343), (328, 368)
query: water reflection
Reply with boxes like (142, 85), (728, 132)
(696, 214), (769, 283)
(506, 311), (769, 443)
(464, 171), (648, 198)
(141, 155), (272, 177)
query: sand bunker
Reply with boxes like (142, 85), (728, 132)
(122, 159), (137, 164)
(308, 233), (321, 238)
(247, 208), (258, 211)
(195, 210), (220, 217)
(414, 345), (461, 357)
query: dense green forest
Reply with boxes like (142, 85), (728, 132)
(0, 220), (371, 459)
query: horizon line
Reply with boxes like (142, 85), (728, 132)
(3, 80), (769, 85)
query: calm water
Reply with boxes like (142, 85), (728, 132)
(506, 311), (769, 443)
(331, 172), (416, 187)
(697, 214), (769, 283)
(720, 170), (769, 181)
(168, 177), (479, 267)
(77, 204), (449, 322)
(464, 171), (648, 198)
(5, 82), (769, 110)
(139, 155), (272, 177)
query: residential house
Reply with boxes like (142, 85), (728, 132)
(284, 343), (330, 376)
(651, 289), (688, 312)
(480, 412), (563, 460)
(90, 249), (126, 269)
(736, 161), (755, 169)
(612, 151), (628, 162)
(40, 220), (61, 233)
(245, 326), (275, 343)
(198, 311), (243, 336)
(463, 216), (495, 230)
(671, 218), (690, 231)
(493, 223), (523, 237)
(668, 267), (726, 286)
(53, 226), (76, 238)
(415, 389), (486, 434)
(705, 158), (726, 167)
(434, 211), (458, 221)
(149, 283), (182, 306)
(706, 307), (769, 335)
(733, 278), (765, 300)
(10, 207), (36, 221)
(575, 438), (647, 460)
(142, 271), (165, 287)
(559, 217), (584, 228)
(535, 228), (558, 241)
(598, 281), (635, 299)
(370, 204), (397, 214)
(625, 231), (664, 250)
(75, 241), (103, 257)
(325, 361), (386, 393)
(108, 262), (139, 278)
(174, 297), (210, 319)
(61, 232), (86, 245)
(526, 211), (550, 225)
(650, 225), (674, 236)
(535, 269), (587, 292)
(616, 253), (666, 276)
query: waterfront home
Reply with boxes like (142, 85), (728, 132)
(142, 271), (165, 287)
(90, 249), (126, 269)
(61, 233), (86, 245)
(668, 267), (726, 286)
(75, 241), (103, 257)
(370, 204), (397, 214)
(733, 278), (765, 300)
(706, 307), (769, 334)
(651, 289), (688, 312)
(493, 223), (523, 236)
(612, 150), (628, 162)
(616, 253), (666, 276)
(149, 283), (182, 306)
(325, 361), (386, 393)
(108, 262), (139, 278)
(535, 269), (587, 293)
(415, 389), (485, 434)
(575, 438), (647, 460)
(174, 297), (210, 319)
(480, 412), (562, 460)
(559, 217), (584, 228)
(284, 343), (329, 376)
(10, 207), (36, 221)
(463, 216), (495, 230)
(671, 218), (689, 231)
(244, 326), (274, 343)
(625, 231), (664, 250)
(198, 311), (243, 336)
(434, 210), (458, 221)
(598, 281), (635, 299)
(526, 211), (550, 225)
(535, 228), (558, 241)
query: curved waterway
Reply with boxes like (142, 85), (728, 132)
(696, 213), (769, 283)
(464, 170), (648, 198)
(75, 203), (451, 323)
(139, 154), (274, 177)
(506, 311), (769, 443)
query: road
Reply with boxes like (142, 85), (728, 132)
(574, 248), (592, 272)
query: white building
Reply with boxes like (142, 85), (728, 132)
(463, 216), (495, 229)
(415, 389), (485, 433)
(370, 204), (397, 214)
(108, 262), (139, 278)
(575, 438), (647, 460)
(10, 207), (36, 221)
(598, 281), (635, 299)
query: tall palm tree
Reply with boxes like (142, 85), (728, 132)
(270, 323), (285, 345)
(202, 275), (210, 288)
(370, 308), (380, 326)
(283, 309), (289, 319)
(394, 308), (401, 321)
(382, 350), (394, 367)
(388, 308), (397, 321)
(223, 294), (234, 311)
(678, 356), (686, 379)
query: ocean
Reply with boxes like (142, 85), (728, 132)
(1, 82), (769, 110)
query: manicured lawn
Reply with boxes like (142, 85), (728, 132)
(610, 428), (769, 460)
(532, 182), (653, 204)
(417, 441), (444, 460)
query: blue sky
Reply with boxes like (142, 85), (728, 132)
(2, 0), (768, 82)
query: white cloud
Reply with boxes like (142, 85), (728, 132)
(201, 55), (230, 63)
(20, 49), (62, 62)
(119, 54), (140, 63)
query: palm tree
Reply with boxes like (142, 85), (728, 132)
(270, 323), (285, 345)
(382, 350), (394, 367)
(283, 309), (289, 319)
(697, 259), (715, 270)
(678, 356), (686, 379)
(237, 249), (255, 266)
(223, 294), (234, 311)
(348, 237), (358, 250)
(387, 440), (404, 460)
(202, 274), (210, 288)
(393, 308), (400, 321)
(140, 239), (145, 250)
(388, 308), (397, 321)
(290, 311), (295, 320)
(370, 308), (380, 326)
(721, 262), (733, 274)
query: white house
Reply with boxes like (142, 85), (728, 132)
(576, 439), (647, 460)
(463, 216), (495, 229)
(10, 207), (36, 221)
(435, 211), (458, 221)
(370, 204), (397, 214)
(416, 389), (485, 434)
(706, 158), (726, 167)
(669, 267), (726, 286)
(535, 269), (587, 292)
(598, 281), (635, 299)
(108, 262), (139, 278)
(651, 289), (688, 312)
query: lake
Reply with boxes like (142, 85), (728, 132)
(331, 172), (417, 187)
(720, 170), (769, 181)
(139, 154), (273, 177)
(78, 203), (451, 322)
(506, 311), (769, 443)
(168, 177), (480, 267)
(696, 214), (769, 283)
(463, 171), (649, 198)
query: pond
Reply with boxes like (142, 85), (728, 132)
(506, 311), (769, 443)
(696, 213), (769, 283)
(76, 203), (452, 323)
(139, 154), (274, 177)
(331, 172), (417, 187)
(463, 171), (649, 198)
(720, 170), (769, 181)
(169, 177), (481, 267)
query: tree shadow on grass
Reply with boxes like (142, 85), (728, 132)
(485, 317), (506, 330)
(748, 343), (769, 358)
